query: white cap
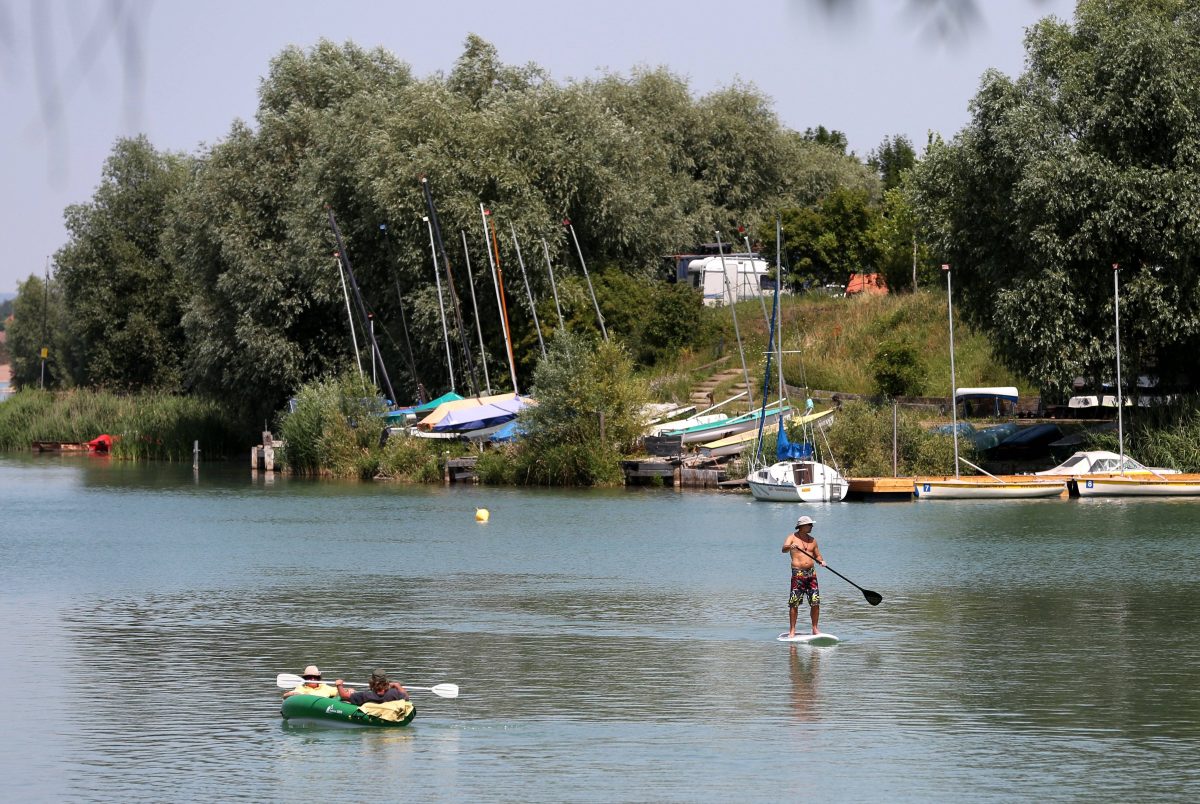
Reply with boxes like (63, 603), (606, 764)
(795, 516), (815, 528)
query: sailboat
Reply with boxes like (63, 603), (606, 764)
(744, 219), (848, 502)
(914, 264), (1067, 500)
(1067, 265), (1200, 497)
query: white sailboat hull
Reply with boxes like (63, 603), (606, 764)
(914, 478), (1067, 499)
(747, 461), (849, 502)
(1075, 476), (1200, 497)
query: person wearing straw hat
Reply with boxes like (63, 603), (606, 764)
(782, 516), (827, 637)
(281, 665), (338, 699)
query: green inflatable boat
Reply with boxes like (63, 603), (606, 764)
(281, 694), (416, 728)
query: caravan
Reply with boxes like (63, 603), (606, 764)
(679, 253), (773, 306)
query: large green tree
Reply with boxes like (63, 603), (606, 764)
(56, 136), (193, 389)
(5, 273), (70, 389)
(912, 0), (1200, 398)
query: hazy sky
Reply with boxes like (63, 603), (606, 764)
(0, 0), (1076, 295)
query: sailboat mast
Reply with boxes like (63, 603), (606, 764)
(541, 237), (566, 332)
(1113, 263), (1125, 473)
(421, 178), (479, 396)
(776, 217), (785, 405)
(716, 230), (753, 410)
(461, 230), (492, 395)
(480, 205), (519, 394)
(943, 264), (960, 477)
(326, 207), (397, 405)
(510, 224), (546, 359)
(334, 251), (364, 381)
(744, 231), (771, 330)
(424, 216), (456, 393)
(379, 223), (425, 402)
(564, 219), (608, 341)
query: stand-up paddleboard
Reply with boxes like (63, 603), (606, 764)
(777, 632), (840, 646)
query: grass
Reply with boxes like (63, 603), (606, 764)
(642, 290), (1030, 406)
(0, 388), (247, 460)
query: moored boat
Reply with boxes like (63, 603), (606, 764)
(748, 458), (849, 502)
(914, 477), (1068, 499)
(280, 694), (415, 728)
(1075, 474), (1200, 498)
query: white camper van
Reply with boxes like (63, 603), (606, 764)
(684, 254), (772, 306)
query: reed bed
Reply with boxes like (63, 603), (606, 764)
(0, 388), (246, 460)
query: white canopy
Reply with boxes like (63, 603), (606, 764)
(955, 386), (1018, 402)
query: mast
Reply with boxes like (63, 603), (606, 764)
(480, 205), (519, 394)
(510, 224), (546, 359)
(326, 206), (397, 404)
(743, 230), (771, 330)
(943, 263), (960, 477)
(716, 230), (753, 410)
(563, 218), (608, 341)
(333, 250), (364, 381)
(379, 223), (423, 401)
(1113, 263), (1125, 473)
(461, 230), (492, 394)
(541, 237), (566, 332)
(421, 177), (479, 396)
(424, 215), (455, 393)
(751, 222), (783, 467)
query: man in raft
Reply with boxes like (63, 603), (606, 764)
(282, 664), (338, 699)
(335, 669), (410, 705)
(782, 515), (827, 637)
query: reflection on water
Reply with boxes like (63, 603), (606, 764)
(2, 455), (1200, 800)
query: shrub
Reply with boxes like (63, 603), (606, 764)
(870, 339), (926, 398)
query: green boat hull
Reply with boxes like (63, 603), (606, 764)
(281, 694), (416, 728)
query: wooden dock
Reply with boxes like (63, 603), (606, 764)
(620, 459), (725, 488)
(445, 457), (478, 483)
(846, 477), (916, 501)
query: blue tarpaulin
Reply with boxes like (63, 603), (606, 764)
(776, 417), (813, 461)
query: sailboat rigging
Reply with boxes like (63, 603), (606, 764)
(481, 205), (519, 394)
(326, 206), (397, 405)
(460, 230), (492, 395)
(563, 218), (608, 341)
(510, 224), (546, 359)
(421, 177), (479, 396)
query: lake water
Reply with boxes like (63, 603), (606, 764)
(2, 454), (1199, 802)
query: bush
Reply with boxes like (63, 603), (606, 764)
(870, 339), (926, 398)
(278, 373), (387, 477)
(824, 400), (970, 476)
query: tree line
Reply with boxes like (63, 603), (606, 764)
(7, 0), (1199, 422)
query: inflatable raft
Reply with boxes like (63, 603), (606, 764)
(280, 694), (416, 728)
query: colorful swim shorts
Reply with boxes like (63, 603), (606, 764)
(789, 566), (820, 608)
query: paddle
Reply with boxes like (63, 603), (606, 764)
(275, 673), (459, 698)
(793, 547), (883, 606)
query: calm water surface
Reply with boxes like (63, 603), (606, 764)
(2, 454), (1199, 802)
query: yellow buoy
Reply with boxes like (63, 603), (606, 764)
(475, 508), (490, 523)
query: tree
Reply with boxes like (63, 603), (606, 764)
(911, 0), (1200, 397)
(868, 134), (917, 192)
(778, 187), (881, 288)
(801, 125), (850, 154)
(5, 273), (70, 389)
(55, 136), (193, 390)
(513, 332), (648, 485)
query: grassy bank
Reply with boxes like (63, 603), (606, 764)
(645, 290), (1029, 409)
(0, 388), (248, 460)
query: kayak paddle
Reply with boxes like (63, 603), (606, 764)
(276, 673), (459, 698)
(792, 547), (883, 606)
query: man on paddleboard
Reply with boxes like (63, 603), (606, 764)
(783, 515), (827, 636)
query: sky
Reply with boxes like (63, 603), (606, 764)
(0, 0), (1078, 296)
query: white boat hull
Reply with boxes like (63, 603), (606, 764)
(747, 461), (849, 502)
(914, 479), (1067, 499)
(1075, 476), (1200, 497)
